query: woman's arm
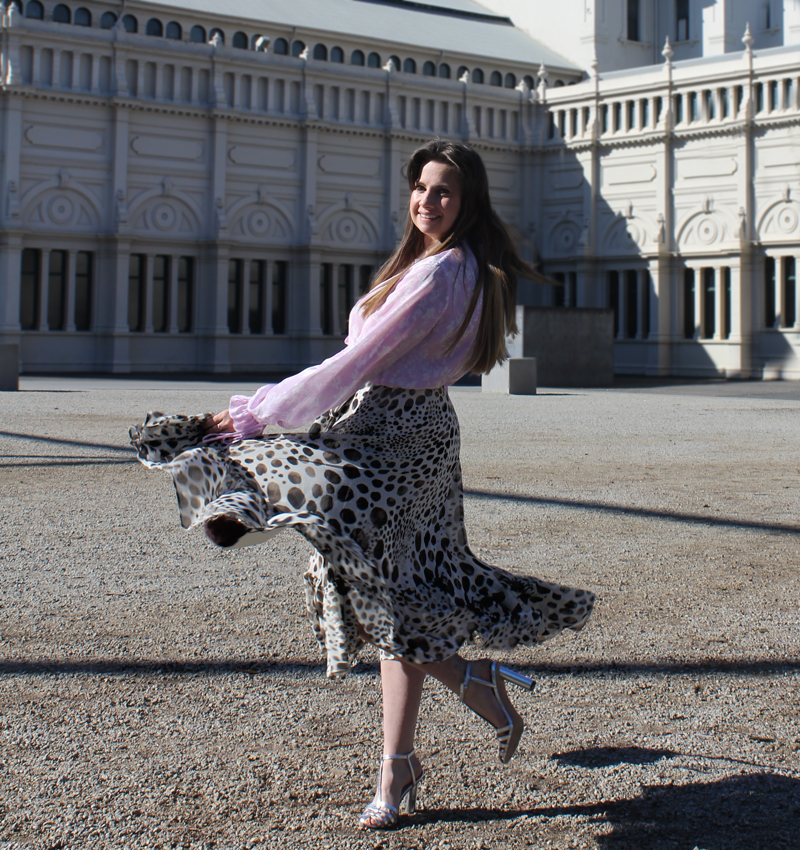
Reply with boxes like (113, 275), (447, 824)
(226, 252), (462, 435)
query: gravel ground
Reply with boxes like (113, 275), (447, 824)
(1, 377), (799, 850)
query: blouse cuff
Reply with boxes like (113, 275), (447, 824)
(229, 394), (267, 439)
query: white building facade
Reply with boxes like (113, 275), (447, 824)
(2, 0), (800, 379)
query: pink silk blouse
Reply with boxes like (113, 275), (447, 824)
(229, 246), (481, 437)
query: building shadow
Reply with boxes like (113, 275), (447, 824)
(552, 745), (677, 767)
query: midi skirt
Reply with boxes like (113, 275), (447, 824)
(130, 385), (595, 677)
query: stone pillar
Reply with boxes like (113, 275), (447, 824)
(265, 260), (274, 335)
(0, 233), (23, 335)
(38, 249), (50, 330)
(617, 272), (627, 339)
(65, 249), (77, 332)
(713, 266), (723, 340)
(331, 263), (341, 337)
(143, 253), (154, 334)
(636, 268), (646, 339)
(168, 253), (180, 334)
(240, 258), (251, 335)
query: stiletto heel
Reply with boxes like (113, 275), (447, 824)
(358, 750), (424, 829)
(498, 665), (536, 691)
(460, 661), (530, 764)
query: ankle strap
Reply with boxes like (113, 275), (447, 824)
(382, 749), (414, 762)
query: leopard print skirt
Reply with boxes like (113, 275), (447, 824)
(130, 385), (594, 677)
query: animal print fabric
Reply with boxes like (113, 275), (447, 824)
(130, 385), (595, 678)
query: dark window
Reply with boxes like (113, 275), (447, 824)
(177, 257), (193, 333)
(655, 95), (663, 122)
(720, 87), (729, 118)
(100, 10), (116, 28)
(166, 21), (182, 40)
(128, 254), (145, 332)
(209, 27), (225, 44)
(689, 91), (698, 120)
(291, 39), (305, 57)
(228, 259), (243, 334)
(320, 264), (333, 335)
(367, 51), (380, 68)
(47, 251), (67, 330)
(438, 63), (450, 79)
(472, 68), (484, 84)
(735, 85), (744, 114)
(608, 271), (620, 337)
(674, 94), (683, 123)
(121, 14), (137, 33)
(677, 0), (689, 41)
(601, 104), (609, 132)
(613, 101), (622, 130)
(338, 265), (353, 335)
(19, 248), (40, 331)
(25, 0), (43, 19)
(784, 256), (796, 328)
(52, 3), (70, 23)
(423, 60), (435, 76)
(313, 43), (328, 60)
(233, 31), (248, 49)
(765, 256), (777, 327)
(702, 267), (715, 339)
(331, 46), (344, 63)
(490, 70), (502, 86)
(627, 0), (640, 41)
(625, 270), (638, 338)
(359, 265), (373, 296)
(721, 266), (731, 339)
(403, 58), (416, 73)
(553, 272), (566, 307)
(641, 98), (649, 126)
(627, 100), (636, 129)
(272, 261), (287, 334)
(627, 273), (647, 339)
(755, 82), (764, 112)
(524, 74), (535, 89)
(74, 7), (91, 26)
(351, 49), (365, 66)
(389, 55), (401, 71)
(504, 72), (516, 88)
(684, 268), (696, 338)
(152, 255), (169, 333)
(249, 260), (265, 334)
(146, 18), (163, 37)
(273, 37), (288, 55)
(74, 251), (92, 331)
(190, 25), (206, 43)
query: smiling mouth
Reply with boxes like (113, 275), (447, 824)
(417, 213), (441, 222)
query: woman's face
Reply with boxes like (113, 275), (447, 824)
(409, 160), (462, 249)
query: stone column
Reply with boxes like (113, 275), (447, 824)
(168, 253), (179, 334)
(636, 269), (646, 339)
(331, 263), (341, 337)
(617, 272), (627, 339)
(143, 254), (154, 333)
(693, 266), (702, 339)
(38, 249), (50, 330)
(65, 249), (77, 332)
(240, 258), (251, 335)
(265, 260), (274, 335)
(713, 266), (724, 340)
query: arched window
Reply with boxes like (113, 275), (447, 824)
(351, 49), (364, 66)
(523, 74), (535, 89)
(330, 46), (344, 62)
(250, 33), (263, 49)
(471, 68), (484, 84)
(273, 37), (288, 55)
(209, 27), (225, 44)
(166, 21), (182, 40)
(52, 4), (71, 23)
(403, 58), (416, 73)
(504, 72), (516, 88)
(25, 0), (43, 18)
(74, 7), (91, 26)
(438, 63), (451, 79)
(232, 31), (248, 49)
(490, 70), (502, 86)
(367, 51), (381, 68)
(291, 39), (305, 57)
(553, 79), (565, 87)
(422, 60), (435, 76)
(389, 55), (401, 70)
(146, 18), (163, 37)
(313, 43), (328, 60)
(3, 0), (22, 11)
(122, 14), (137, 33)
(189, 24), (206, 43)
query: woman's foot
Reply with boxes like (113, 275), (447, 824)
(359, 751), (424, 829)
(460, 660), (525, 763)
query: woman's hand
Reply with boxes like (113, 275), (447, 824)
(207, 409), (236, 434)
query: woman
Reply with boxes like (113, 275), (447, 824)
(131, 140), (594, 830)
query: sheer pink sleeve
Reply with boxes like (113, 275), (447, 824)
(229, 253), (460, 435)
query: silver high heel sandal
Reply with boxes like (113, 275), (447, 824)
(460, 661), (535, 764)
(358, 749), (424, 830)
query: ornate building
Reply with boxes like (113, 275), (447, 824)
(2, 0), (800, 379)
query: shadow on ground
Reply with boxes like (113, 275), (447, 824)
(413, 772), (799, 849)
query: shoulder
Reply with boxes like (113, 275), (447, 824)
(413, 245), (477, 279)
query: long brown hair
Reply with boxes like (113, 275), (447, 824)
(360, 139), (549, 374)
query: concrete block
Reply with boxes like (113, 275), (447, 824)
(482, 357), (537, 395)
(0, 344), (19, 391)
